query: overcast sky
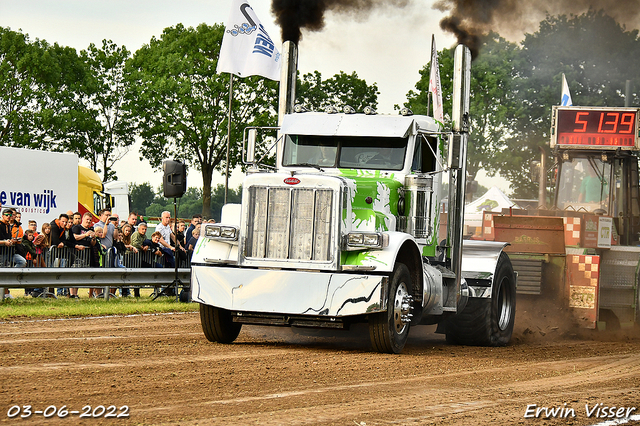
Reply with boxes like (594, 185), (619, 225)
(0, 0), (509, 192)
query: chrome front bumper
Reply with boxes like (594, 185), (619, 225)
(191, 265), (387, 317)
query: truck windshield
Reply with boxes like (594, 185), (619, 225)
(556, 156), (611, 213)
(282, 135), (407, 171)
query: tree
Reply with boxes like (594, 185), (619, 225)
(405, 33), (521, 197)
(209, 184), (242, 222)
(70, 40), (136, 182)
(0, 28), (87, 149)
(126, 23), (278, 218)
(129, 182), (156, 214)
(296, 70), (379, 112)
(0, 27), (40, 146)
(405, 11), (640, 199)
(141, 184), (241, 222)
(508, 10), (640, 197)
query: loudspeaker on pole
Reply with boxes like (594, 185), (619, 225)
(163, 160), (187, 198)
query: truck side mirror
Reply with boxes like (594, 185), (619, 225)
(246, 129), (257, 164)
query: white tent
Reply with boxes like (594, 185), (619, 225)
(464, 186), (515, 228)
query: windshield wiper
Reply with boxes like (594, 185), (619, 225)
(286, 163), (325, 172)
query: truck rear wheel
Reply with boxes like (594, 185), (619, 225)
(445, 252), (516, 346)
(369, 263), (412, 354)
(200, 303), (242, 343)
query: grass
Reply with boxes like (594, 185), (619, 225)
(0, 288), (199, 320)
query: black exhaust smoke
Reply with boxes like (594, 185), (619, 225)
(271, 0), (410, 44)
(435, 0), (640, 59)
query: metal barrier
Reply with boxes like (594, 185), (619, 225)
(46, 247), (91, 268)
(0, 246), (16, 268)
(0, 246), (193, 300)
(0, 267), (191, 295)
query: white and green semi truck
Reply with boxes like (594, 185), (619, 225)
(190, 44), (517, 353)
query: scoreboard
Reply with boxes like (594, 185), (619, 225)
(550, 106), (640, 149)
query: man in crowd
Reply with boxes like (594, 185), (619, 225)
(11, 210), (23, 240)
(131, 222), (147, 251)
(96, 209), (115, 266)
(185, 214), (202, 245)
(155, 211), (176, 268)
(0, 209), (26, 298)
(72, 212), (82, 227)
(127, 212), (138, 229)
(73, 212), (96, 262)
(50, 213), (71, 249)
(50, 213), (74, 295)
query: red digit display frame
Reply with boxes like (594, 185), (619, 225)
(551, 107), (640, 149)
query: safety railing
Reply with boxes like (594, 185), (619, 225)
(0, 246), (193, 269)
(0, 245), (193, 300)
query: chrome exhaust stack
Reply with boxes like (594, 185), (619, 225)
(446, 44), (471, 309)
(277, 41), (298, 167)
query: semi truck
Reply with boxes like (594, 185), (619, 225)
(0, 146), (128, 225)
(479, 106), (640, 329)
(190, 44), (517, 353)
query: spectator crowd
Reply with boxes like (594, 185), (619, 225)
(0, 202), (206, 299)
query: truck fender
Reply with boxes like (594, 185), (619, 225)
(460, 240), (512, 298)
(341, 232), (424, 305)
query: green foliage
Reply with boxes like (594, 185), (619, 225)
(0, 28), (87, 149)
(505, 10), (640, 197)
(129, 182), (156, 214)
(0, 27), (41, 146)
(73, 40), (136, 181)
(297, 70), (379, 112)
(0, 28), (134, 180)
(140, 184), (241, 222)
(406, 33), (521, 194)
(125, 23), (278, 218)
(406, 11), (640, 198)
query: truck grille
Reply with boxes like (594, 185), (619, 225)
(245, 186), (334, 261)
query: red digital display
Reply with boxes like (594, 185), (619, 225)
(555, 108), (638, 148)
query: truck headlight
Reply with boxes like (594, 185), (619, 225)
(346, 232), (388, 249)
(204, 224), (239, 241)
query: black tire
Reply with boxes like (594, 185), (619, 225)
(369, 263), (412, 354)
(445, 252), (516, 346)
(199, 303), (242, 343)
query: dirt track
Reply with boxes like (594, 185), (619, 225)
(1, 303), (640, 425)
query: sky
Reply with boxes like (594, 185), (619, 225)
(0, 0), (509, 193)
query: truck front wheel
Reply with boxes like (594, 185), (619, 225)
(445, 252), (516, 346)
(369, 263), (413, 354)
(200, 303), (242, 343)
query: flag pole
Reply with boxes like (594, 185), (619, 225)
(427, 34), (433, 117)
(225, 73), (233, 205)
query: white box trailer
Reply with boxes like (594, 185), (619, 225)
(0, 146), (129, 227)
(0, 146), (78, 226)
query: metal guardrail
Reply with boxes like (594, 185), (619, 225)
(0, 268), (191, 301)
(0, 245), (192, 300)
(0, 268), (191, 288)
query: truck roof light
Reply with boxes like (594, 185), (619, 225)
(400, 107), (413, 116)
(294, 104), (308, 113)
(363, 106), (376, 115)
(343, 105), (356, 114)
(325, 105), (339, 114)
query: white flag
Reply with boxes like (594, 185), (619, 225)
(217, 0), (281, 80)
(429, 35), (444, 122)
(561, 73), (573, 106)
